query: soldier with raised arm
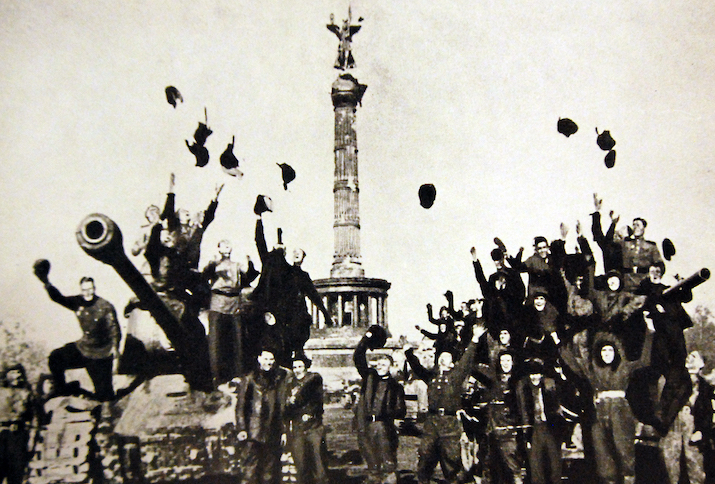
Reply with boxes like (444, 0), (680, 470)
(405, 325), (487, 484)
(33, 261), (119, 402)
(353, 325), (406, 484)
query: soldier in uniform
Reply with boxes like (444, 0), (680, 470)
(474, 350), (526, 484)
(516, 359), (566, 484)
(203, 239), (258, 382)
(284, 355), (328, 484)
(234, 348), (292, 484)
(354, 326), (406, 484)
(660, 351), (713, 484)
(559, 314), (655, 484)
(34, 263), (120, 402)
(405, 325), (487, 484)
(619, 217), (663, 292)
(0, 364), (33, 484)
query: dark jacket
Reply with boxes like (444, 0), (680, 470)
(406, 341), (478, 415)
(516, 376), (566, 437)
(353, 337), (406, 426)
(235, 367), (292, 444)
(284, 372), (324, 433)
(44, 285), (119, 359)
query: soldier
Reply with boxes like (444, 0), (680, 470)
(34, 263), (119, 402)
(0, 364), (33, 484)
(660, 351), (712, 484)
(286, 248), (332, 359)
(203, 240), (258, 383)
(354, 326), (406, 484)
(516, 358), (566, 484)
(473, 350), (526, 484)
(234, 348), (292, 484)
(405, 325), (486, 484)
(284, 355), (328, 484)
(559, 314), (655, 484)
(619, 217), (663, 292)
(471, 247), (526, 339)
(513, 236), (558, 301)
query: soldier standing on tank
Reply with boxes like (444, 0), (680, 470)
(34, 261), (119, 402)
(0, 364), (33, 484)
(284, 355), (329, 484)
(203, 239), (258, 383)
(619, 217), (663, 292)
(234, 348), (292, 484)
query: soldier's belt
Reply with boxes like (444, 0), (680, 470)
(624, 267), (649, 274)
(594, 390), (626, 402)
(492, 424), (532, 431)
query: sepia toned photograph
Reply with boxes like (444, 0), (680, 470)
(1, 1), (714, 483)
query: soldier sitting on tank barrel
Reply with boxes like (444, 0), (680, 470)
(34, 260), (119, 402)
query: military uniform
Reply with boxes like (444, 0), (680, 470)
(354, 336), (406, 484)
(284, 371), (328, 484)
(44, 284), (119, 401)
(660, 375), (714, 484)
(0, 367), (33, 484)
(234, 366), (291, 484)
(406, 341), (478, 484)
(560, 331), (653, 484)
(203, 256), (258, 382)
(620, 236), (663, 292)
(516, 376), (566, 484)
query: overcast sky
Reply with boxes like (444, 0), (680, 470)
(1, 1), (714, 347)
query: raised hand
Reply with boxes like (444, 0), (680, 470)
(560, 223), (569, 240)
(593, 193), (602, 211)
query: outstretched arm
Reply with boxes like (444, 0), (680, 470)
(353, 333), (371, 379)
(255, 218), (269, 262)
(43, 284), (78, 311)
(404, 347), (433, 382)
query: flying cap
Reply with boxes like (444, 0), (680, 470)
(596, 128), (616, 151)
(278, 163), (296, 190)
(165, 86), (183, 108)
(557, 118), (578, 137)
(254, 195), (273, 215)
(418, 184), (436, 209)
(662, 238), (676, 261)
(604, 150), (616, 169)
(220, 137), (243, 177)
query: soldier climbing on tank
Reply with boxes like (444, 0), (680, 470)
(34, 260), (119, 402)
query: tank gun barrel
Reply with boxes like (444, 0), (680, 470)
(76, 213), (212, 391)
(662, 268), (710, 301)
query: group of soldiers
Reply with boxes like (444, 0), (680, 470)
(0, 172), (334, 483)
(354, 193), (714, 484)
(2, 185), (713, 484)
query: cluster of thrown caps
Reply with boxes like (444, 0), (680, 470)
(558, 118), (617, 169)
(417, 118), (619, 211)
(165, 86), (296, 190)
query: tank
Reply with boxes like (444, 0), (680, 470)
(27, 214), (245, 483)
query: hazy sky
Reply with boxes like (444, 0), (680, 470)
(1, 1), (714, 348)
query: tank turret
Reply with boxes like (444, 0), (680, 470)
(76, 213), (212, 392)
